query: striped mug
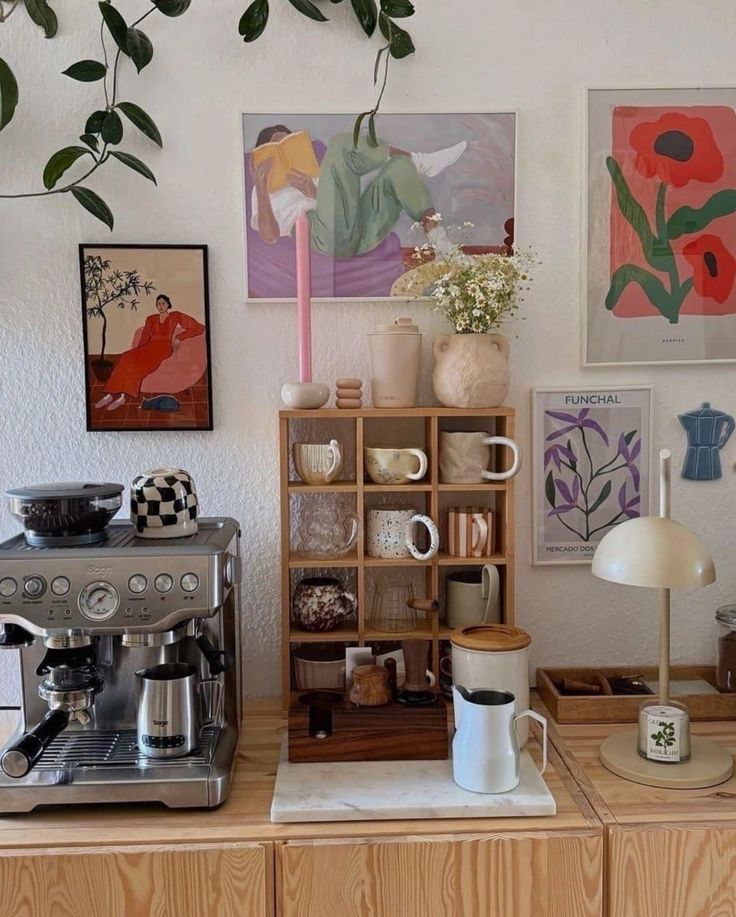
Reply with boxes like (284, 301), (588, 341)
(446, 507), (493, 558)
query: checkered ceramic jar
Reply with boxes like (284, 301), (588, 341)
(130, 468), (198, 539)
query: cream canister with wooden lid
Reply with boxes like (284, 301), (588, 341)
(450, 625), (532, 745)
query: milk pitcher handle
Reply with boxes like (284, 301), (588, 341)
(325, 439), (341, 483)
(514, 709), (547, 775)
(198, 678), (223, 728)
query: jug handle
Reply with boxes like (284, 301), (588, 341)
(480, 565), (500, 624)
(432, 335), (451, 362)
(514, 709), (547, 775)
(336, 513), (360, 556)
(488, 333), (510, 358)
(719, 414), (736, 447)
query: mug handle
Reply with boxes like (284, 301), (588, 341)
(405, 514), (440, 561)
(335, 512), (360, 556)
(425, 669), (437, 686)
(471, 516), (489, 557)
(337, 591), (357, 620)
(514, 709), (547, 775)
(406, 449), (428, 481)
(198, 678), (223, 728)
(481, 436), (521, 481)
(325, 439), (341, 483)
(481, 564), (500, 624)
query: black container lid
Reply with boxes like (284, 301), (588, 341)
(6, 482), (124, 500)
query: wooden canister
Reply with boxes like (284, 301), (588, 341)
(349, 664), (391, 706)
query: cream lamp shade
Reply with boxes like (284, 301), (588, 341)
(591, 516), (715, 589)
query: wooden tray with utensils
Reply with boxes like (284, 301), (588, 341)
(537, 665), (736, 724)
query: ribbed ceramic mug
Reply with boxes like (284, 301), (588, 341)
(366, 508), (439, 561)
(446, 507), (493, 558)
(293, 440), (342, 485)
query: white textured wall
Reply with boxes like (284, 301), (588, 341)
(2, 0), (736, 703)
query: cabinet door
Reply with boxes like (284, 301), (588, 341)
(609, 824), (736, 917)
(278, 831), (603, 917)
(0, 841), (273, 917)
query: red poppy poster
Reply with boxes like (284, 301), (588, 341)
(585, 88), (736, 364)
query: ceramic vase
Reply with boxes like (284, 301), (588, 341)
(432, 333), (510, 408)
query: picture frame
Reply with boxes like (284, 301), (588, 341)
(80, 243), (213, 432)
(241, 110), (517, 302)
(531, 386), (653, 565)
(582, 85), (736, 366)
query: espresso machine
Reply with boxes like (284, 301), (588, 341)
(0, 507), (241, 813)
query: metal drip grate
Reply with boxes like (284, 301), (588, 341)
(35, 726), (217, 770)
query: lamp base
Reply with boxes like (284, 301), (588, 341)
(600, 729), (734, 789)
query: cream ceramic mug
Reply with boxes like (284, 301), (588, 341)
(366, 508), (439, 561)
(364, 447), (428, 485)
(293, 440), (342, 485)
(439, 431), (521, 484)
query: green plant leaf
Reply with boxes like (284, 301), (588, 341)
(566, 438), (577, 471)
(99, 2), (129, 56)
(101, 109), (123, 144)
(588, 480), (611, 516)
(605, 263), (675, 321)
(367, 111), (378, 147)
(380, 0), (413, 16)
(152, 0), (191, 14)
(70, 186), (114, 230)
(667, 190), (736, 241)
(126, 27), (153, 73)
(238, 0), (269, 41)
(353, 109), (370, 147)
(79, 132), (100, 151)
(545, 471), (556, 508)
(378, 11), (414, 57)
(110, 150), (156, 184)
(62, 60), (107, 82)
(286, 0), (328, 21)
(351, 0), (377, 35)
(116, 101), (162, 147)
(23, 0), (58, 38)
(85, 109), (107, 134)
(42, 145), (91, 190)
(0, 58), (19, 132)
(623, 430), (636, 446)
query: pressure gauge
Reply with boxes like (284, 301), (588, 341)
(79, 581), (119, 621)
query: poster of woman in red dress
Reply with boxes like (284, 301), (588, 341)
(80, 245), (212, 431)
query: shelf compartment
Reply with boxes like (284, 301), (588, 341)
(363, 483), (432, 493)
(289, 626), (359, 643)
(438, 483), (506, 492)
(280, 407), (515, 419)
(364, 622), (434, 641)
(363, 555), (434, 567)
(288, 482), (358, 493)
(289, 551), (359, 569)
(437, 553), (507, 566)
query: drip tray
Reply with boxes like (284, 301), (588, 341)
(35, 726), (218, 770)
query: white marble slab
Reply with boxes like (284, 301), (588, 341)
(270, 738), (556, 823)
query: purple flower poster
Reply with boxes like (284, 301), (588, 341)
(532, 387), (652, 565)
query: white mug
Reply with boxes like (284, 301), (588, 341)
(452, 687), (547, 794)
(364, 447), (428, 485)
(293, 440), (342, 485)
(446, 566), (500, 629)
(366, 508), (439, 561)
(439, 431), (521, 484)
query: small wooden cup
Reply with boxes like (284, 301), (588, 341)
(349, 664), (391, 706)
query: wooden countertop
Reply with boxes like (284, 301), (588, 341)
(0, 701), (598, 851)
(539, 702), (736, 827)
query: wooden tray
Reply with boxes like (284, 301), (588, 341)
(537, 665), (736, 724)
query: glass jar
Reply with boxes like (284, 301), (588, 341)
(716, 605), (736, 692)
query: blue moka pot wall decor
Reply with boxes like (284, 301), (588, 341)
(678, 402), (735, 481)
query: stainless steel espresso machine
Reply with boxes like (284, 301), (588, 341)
(0, 508), (241, 813)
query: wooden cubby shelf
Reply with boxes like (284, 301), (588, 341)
(280, 406), (516, 703)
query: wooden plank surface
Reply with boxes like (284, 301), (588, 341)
(278, 830), (603, 917)
(0, 841), (272, 917)
(0, 701), (595, 850)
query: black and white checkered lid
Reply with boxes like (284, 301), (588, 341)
(130, 468), (198, 532)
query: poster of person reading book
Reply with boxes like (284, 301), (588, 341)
(242, 113), (516, 300)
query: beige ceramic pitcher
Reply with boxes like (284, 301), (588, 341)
(432, 333), (510, 408)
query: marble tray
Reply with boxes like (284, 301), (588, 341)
(271, 738), (556, 823)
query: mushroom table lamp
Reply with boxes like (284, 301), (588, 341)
(592, 449), (733, 788)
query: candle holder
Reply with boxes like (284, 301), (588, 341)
(280, 381), (330, 410)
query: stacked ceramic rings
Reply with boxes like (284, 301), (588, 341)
(336, 378), (362, 409)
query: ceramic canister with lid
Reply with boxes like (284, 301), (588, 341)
(450, 624), (532, 746)
(368, 317), (421, 408)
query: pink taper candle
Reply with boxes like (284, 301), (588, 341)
(295, 212), (312, 383)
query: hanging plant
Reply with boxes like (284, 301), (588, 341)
(0, 0), (191, 228)
(238, 0), (416, 145)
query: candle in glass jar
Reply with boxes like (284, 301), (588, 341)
(295, 212), (312, 384)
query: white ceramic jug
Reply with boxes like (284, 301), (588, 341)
(452, 687), (547, 794)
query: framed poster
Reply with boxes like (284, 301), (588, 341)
(241, 112), (516, 301)
(80, 244), (213, 432)
(584, 87), (736, 365)
(532, 387), (652, 565)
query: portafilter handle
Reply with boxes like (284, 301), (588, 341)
(1, 709), (70, 778)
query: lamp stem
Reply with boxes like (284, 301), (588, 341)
(659, 587), (670, 704)
(658, 449), (671, 519)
